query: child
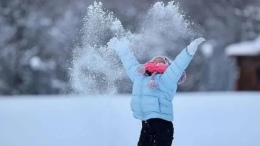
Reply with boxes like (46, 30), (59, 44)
(108, 37), (205, 146)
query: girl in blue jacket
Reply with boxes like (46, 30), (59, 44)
(108, 37), (205, 146)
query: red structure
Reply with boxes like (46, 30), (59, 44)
(226, 37), (260, 91)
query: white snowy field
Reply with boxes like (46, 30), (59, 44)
(0, 92), (260, 146)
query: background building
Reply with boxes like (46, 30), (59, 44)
(226, 36), (260, 91)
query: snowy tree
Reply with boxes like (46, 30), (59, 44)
(0, 0), (86, 94)
(175, 0), (260, 91)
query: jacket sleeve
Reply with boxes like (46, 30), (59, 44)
(160, 48), (194, 87)
(115, 47), (140, 82)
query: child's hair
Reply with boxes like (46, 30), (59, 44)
(145, 70), (152, 76)
(150, 56), (172, 65)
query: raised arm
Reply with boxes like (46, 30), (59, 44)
(160, 38), (205, 87)
(108, 37), (140, 82)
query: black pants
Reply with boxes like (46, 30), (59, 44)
(138, 118), (174, 146)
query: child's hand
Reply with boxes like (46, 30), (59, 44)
(107, 37), (130, 51)
(186, 37), (205, 56)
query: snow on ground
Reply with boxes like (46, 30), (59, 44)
(0, 92), (260, 146)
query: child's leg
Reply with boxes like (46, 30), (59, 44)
(137, 119), (174, 146)
(151, 119), (173, 146)
(138, 121), (153, 146)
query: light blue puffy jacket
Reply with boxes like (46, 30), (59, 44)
(116, 47), (193, 122)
